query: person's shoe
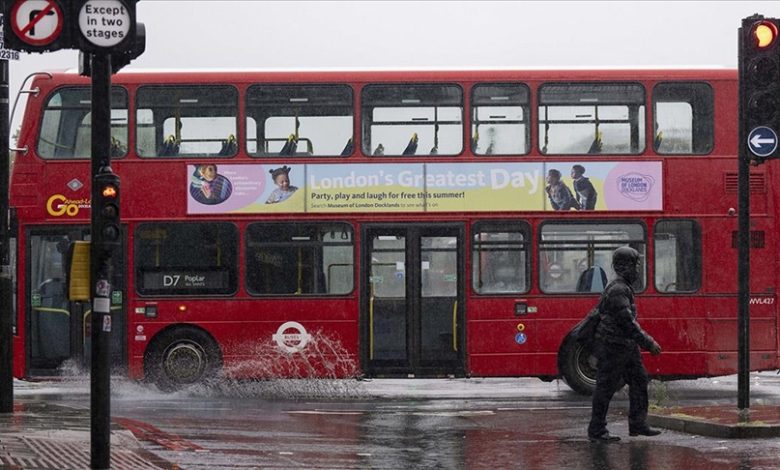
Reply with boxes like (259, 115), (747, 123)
(588, 432), (621, 442)
(629, 427), (662, 437)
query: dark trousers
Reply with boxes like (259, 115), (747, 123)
(588, 342), (649, 437)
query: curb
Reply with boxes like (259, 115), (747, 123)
(648, 412), (780, 439)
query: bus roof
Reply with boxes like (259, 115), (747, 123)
(35, 66), (737, 86)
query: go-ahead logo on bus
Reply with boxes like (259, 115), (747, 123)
(272, 321), (312, 354)
(46, 194), (90, 216)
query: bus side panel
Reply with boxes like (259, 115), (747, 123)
(128, 298), (360, 380)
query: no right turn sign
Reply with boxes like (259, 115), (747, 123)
(9, 0), (64, 47)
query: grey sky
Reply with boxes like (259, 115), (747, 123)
(5, 1), (780, 133)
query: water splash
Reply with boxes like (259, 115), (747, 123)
(52, 329), (365, 400)
(194, 329), (364, 399)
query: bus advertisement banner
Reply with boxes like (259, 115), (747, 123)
(186, 161), (662, 214)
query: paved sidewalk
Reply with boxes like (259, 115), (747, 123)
(649, 404), (780, 438)
(0, 399), (172, 470)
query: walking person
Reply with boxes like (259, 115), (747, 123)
(588, 246), (662, 442)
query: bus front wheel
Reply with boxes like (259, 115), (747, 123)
(145, 326), (222, 392)
(559, 337), (598, 396)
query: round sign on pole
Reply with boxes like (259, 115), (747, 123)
(10, 0), (64, 47)
(747, 126), (779, 158)
(78, 0), (131, 48)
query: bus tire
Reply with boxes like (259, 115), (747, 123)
(559, 336), (599, 396)
(145, 326), (222, 392)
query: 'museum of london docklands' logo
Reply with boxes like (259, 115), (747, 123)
(616, 172), (655, 202)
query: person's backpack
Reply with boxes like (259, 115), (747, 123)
(570, 280), (614, 347)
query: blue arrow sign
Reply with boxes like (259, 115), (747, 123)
(748, 126), (778, 158)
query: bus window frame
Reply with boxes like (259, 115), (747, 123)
(361, 83), (465, 157)
(36, 85), (129, 160)
(652, 81), (714, 156)
(471, 220), (532, 295)
(133, 221), (240, 297)
(244, 221), (356, 297)
(537, 219), (648, 294)
(245, 83), (355, 158)
(537, 82), (647, 156)
(135, 84), (240, 159)
(470, 83), (532, 157)
(653, 218), (702, 294)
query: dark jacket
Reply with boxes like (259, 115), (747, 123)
(595, 277), (655, 350)
(573, 176), (598, 210)
(545, 182), (580, 211)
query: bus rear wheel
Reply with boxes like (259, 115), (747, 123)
(559, 338), (598, 396)
(146, 327), (222, 392)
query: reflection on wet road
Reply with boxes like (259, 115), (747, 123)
(94, 375), (780, 469)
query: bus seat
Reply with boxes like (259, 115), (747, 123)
(218, 134), (237, 156)
(402, 133), (419, 156)
(340, 138), (354, 156)
(110, 137), (126, 157)
(654, 131), (664, 152)
(372, 143), (385, 156)
(576, 266), (607, 293)
(158, 135), (179, 157)
(587, 132), (603, 154)
(279, 134), (298, 156)
(429, 146), (438, 155)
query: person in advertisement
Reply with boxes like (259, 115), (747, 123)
(266, 166), (299, 204)
(190, 164), (233, 205)
(571, 164), (598, 210)
(545, 168), (580, 211)
(587, 246), (662, 442)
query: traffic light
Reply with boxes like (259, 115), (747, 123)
(740, 15), (780, 162)
(93, 172), (121, 257)
(2, 0), (75, 53)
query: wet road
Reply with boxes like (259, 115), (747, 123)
(23, 373), (780, 469)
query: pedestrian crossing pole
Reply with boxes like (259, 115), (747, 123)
(0, 23), (12, 415)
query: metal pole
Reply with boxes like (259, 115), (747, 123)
(736, 25), (751, 412)
(90, 52), (112, 470)
(0, 48), (12, 415)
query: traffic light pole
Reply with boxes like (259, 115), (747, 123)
(89, 52), (113, 470)
(737, 22), (751, 413)
(0, 52), (12, 415)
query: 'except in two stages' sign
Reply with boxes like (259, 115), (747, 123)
(9, 0), (64, 47)
(78, 0), (130, 48)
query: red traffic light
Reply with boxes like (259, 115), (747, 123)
(752, 20), (778, 48)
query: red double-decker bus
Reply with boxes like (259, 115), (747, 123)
(7, 68), (778, 393)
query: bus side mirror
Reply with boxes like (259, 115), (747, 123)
(67, 241), (91, 302)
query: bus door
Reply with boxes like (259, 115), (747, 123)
(363, 225), (464, 376)
(26, 228), (126, 375)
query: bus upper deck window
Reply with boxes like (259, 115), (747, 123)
(136, 85), (238, 158)
(653, 82), (713, 155)
(38, 87), (128, 159)
(245, 85), (353, 157)
(471, 83), (530, 156)
(538, 83), (646, 155)
(362, 84), (463, 157)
